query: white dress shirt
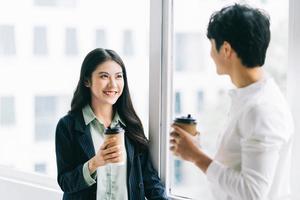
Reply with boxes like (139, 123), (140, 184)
(206, 75), (294, 200)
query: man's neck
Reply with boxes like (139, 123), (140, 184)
(230, 63), (264, 88)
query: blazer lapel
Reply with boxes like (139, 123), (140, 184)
(73, 112), (95, 159)
(125, 136), (134, 168)
(125, 135), (134, 200)
(78, 127), (95, 159)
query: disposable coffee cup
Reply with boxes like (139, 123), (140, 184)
(173, 114), (198, 136)
(104, 125), (125, 166)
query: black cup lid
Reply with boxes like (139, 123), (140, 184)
(105, 125), (124, 135)
(174, 114), (197, 124)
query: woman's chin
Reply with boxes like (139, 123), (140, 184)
(104, 99), (118, 105)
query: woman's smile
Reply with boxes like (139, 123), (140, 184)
(103, 90), (118, 96)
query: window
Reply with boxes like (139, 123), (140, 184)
(65, 28), (78, 56)
(175, 33), (204, 71)
(34, 0), (76, 7)
(197, 90), (204, 113)
(0, 96), (16, 126)
(167, 0), (290, 199)
(173, 159), (183, 184)
(0, 25), (16, 56)
(174, 92), (182, 114)
(34, 163), (47, 173)
(122, 30), (135, 57)
(34, 95), (71, 141)
(33, 26), (48, 56)
(95, 29), (107, 48)
(34, 96), (56, 141)
(34, 0), (56, 6)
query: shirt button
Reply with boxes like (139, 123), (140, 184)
(139, 182), (143, 188)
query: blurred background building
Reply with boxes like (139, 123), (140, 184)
(0, 0), (293, 199)
(0, 0), (150, 177)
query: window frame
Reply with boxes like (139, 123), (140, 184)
(288, 0), (300, 199)
(149, 0), (300, 199)
(149, 0), (174, 198)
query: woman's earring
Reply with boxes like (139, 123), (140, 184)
(84, 80), (90, 87)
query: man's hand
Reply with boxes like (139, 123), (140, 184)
(170, 125), (201, 162)
(170, 124), (212, 173)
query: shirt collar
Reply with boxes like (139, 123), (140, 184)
(228, 72), (270, 101)
(111, 111), (126, 128)
(82, 104), (126, 127)
(82, 104), (96, 125)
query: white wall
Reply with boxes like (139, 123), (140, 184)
(0, 178), (62, 200)
(0, 166), (62, 200)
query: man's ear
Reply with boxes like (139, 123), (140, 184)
(84, 79), (91, 87)
(222, 41), (233, 59)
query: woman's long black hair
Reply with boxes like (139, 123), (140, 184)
(69, 48), (148, 150)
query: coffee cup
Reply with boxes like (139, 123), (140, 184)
(173, 114), (198, 136)
(104, 125), (125, 166)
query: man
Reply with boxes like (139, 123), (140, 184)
(170, 4), (294, 200)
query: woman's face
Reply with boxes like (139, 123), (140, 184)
(86, 60), (124, 106)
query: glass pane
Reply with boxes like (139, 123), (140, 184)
(0, 96), (16, 126)
(34, 0), (77, 7)
(33, 26), (48, 55)
(65, 27), (78, 56)
(122, 30), (135, 57)
(34, 96), (70, 143)
(0, 0), (149, 177)
(171, 0), (288, 199)
(95, 29), (107, 48)
(0, 25), (16, 56)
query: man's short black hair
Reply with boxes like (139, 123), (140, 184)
(207, 4), (270, 68)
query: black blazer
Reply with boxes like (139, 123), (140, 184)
(55, 111), (168, 200)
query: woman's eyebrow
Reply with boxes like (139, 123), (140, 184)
(97, 71), (109, 75)
(97, 71), (123, 75)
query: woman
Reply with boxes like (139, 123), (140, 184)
(55, 48), (167, 200)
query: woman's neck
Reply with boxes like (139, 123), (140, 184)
(90, 99), (114, 128)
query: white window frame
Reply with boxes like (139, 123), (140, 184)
(149, 0), (300, 199)
(288, 0), (300, 199)
(149, 0), (173, 186)
(149, 0), (179, 199)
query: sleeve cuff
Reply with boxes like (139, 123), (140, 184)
(206, 160), (225, 184)
(83, 161), (97, 186)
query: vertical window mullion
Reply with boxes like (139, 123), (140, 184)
(288, 0), (300, 199)
(149, 0), (173, 196)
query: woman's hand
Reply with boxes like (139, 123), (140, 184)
(101, 137), (123, 164)
(88, 137), (122, 174)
